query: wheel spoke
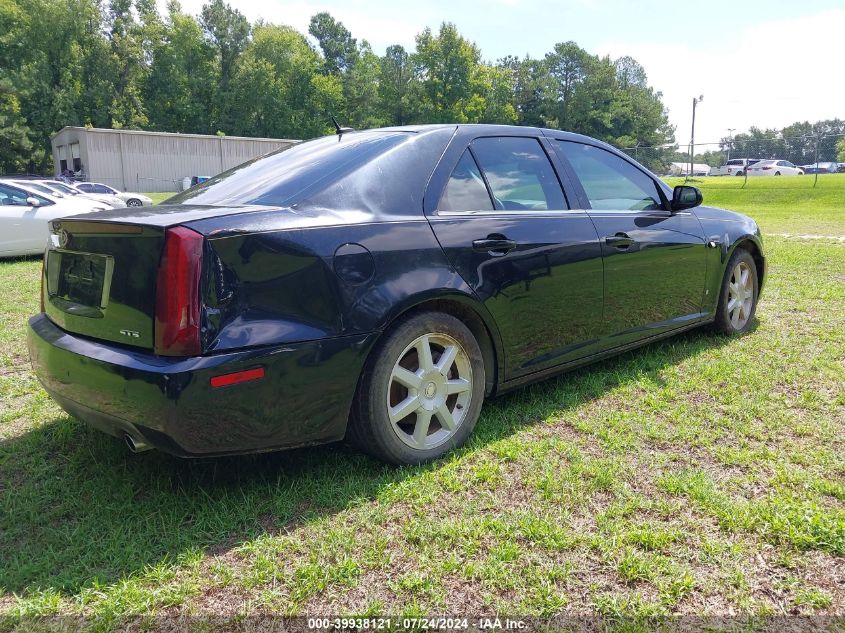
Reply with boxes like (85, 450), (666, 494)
(412, 410), (433, 447)
(392, 366), (422, 390)
(389, 395), (420, 423)
(731, 307), (741, 328)
(435, 403), (457, 432)
(446, 378), (471, 395)
(727, 297), (737, 313)
(416, 336), (434, 372)
(436, 345), (459, 374)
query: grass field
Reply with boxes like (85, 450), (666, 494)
(1, 176), (843, 625)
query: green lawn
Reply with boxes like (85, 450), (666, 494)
(1, 179), (843, 625)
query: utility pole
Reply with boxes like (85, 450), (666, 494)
(727, 128), (735, 163)
(689, 95), (703, 179)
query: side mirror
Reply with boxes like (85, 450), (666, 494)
(26, 196), (41, 207)
(671, 185), (702, 212)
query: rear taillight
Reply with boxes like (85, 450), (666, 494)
(154, 226), (203, 356)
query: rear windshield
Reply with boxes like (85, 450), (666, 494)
(166, 132), (410, 208)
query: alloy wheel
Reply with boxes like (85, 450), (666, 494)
(727, 261), (754, 329)
(387, 332), (473, 450)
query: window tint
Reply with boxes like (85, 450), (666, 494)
(438, 150), (493, 211)
(77, 183), (93, 192)
(555, 141), (663, 212)
(93, 184), (112, 194)
(470, 137), (566, 210)
(727, 159), (743, 166)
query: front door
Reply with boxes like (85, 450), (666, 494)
(551, 140), (707, 347)
(425, 133), (604, 380)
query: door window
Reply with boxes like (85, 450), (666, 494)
(438, 150), (494, 211)
(77, 183), (93, 193)
(93, 184), (113, 194)
(0, 184), (35, 206)
(555, 141), (663, 212)
(471, 137), (567, 210)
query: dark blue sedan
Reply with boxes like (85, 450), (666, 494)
(28, 125), (766, 464)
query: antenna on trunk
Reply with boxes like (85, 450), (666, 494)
(331, 115), (354, 136)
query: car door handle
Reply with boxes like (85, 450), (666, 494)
(605, 233), (634, 249)
(472, 237), (517, 255)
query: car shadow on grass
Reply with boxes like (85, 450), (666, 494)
(0, 324), (742, 599)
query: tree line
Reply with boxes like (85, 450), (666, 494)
(680, 121), (845, 170)
(0, 0), (676, 174)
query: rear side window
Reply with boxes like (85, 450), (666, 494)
(438, 150), (494, 211)
(77, 183), (93, 192)
(471, 137), (567, 210)
(554, 141), (663, 212)
(727, 160), (743, 166)
(167, 132), (409, 208)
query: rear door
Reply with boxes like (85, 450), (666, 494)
(550, 139), (707, 347)
(0, 184), (52, 254)
(425, 130), (604, 380)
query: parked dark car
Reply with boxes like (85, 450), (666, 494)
(801, 162), (839, 174)
(27, 124), (766, 464)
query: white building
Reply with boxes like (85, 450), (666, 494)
(51, 127), (299, 193)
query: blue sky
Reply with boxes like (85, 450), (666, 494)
(171, 0), (845, 147)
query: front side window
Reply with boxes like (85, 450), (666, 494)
(438, 150), (494, 211)
(554, 141), (663, 212)
(94, 184), (113, 194)
(77, 183), (93, 193)
(470, 137), (567, 210)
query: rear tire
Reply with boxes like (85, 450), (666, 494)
(127, 198), (143, 207)
(735, 171), (744, 176)
(713, 249), (758, 335)
(349, 312), (485, 465)
(774, 171), (781, 176)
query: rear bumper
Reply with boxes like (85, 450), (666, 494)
(27, 314), (376, 456)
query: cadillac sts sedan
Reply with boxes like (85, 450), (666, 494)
(28, 125), (766, 465)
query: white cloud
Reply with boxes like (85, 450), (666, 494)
(599, 8), (845, 148)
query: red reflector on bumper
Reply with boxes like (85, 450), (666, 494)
(210, 367), (265, 388)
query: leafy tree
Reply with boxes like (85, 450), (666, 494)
(229, 24), (337, 139)
(344, 41), (384, 128)
(378, 45), (412, 126)
(412, 23), (482, 123)
(0, 76), (33, 174)
(308, 12), (357, 75)
(145, 2), (218, 133)
(837, 137), (845, 163)
(200, 0), (250, 130)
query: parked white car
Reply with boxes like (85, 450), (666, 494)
(4, 179), (118, 209)
(72, 182), (152, 207)
(39, 180), (121, 207)
(710, 158), (761, 177)
(0, 182), (109, 257)
(746, 160), (804, 177)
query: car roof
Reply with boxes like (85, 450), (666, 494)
(375, 123), (622, 152)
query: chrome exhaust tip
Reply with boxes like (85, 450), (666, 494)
(124, 432), (152, 453)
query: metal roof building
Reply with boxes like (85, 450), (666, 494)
(51, 127), (299, 193)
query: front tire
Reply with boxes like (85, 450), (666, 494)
(127, 198), (143, 207)
(713, 249), (758, 335)
(349, 312), (485, 465)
